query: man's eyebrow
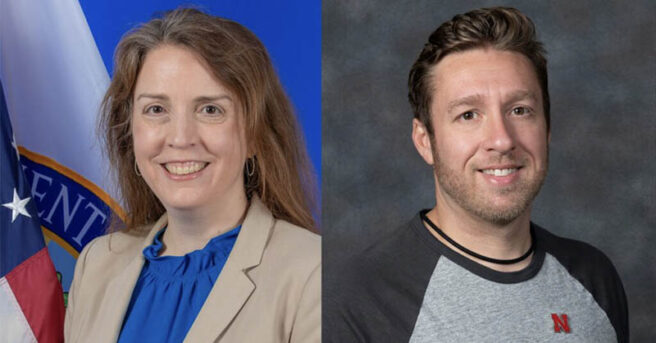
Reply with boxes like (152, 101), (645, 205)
(445, 90), (539, 113)
(136, 93), (169, 101)
(505, 90), (538, 103)
(446, 94), (485, 113)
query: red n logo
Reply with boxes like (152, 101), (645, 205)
(551, 313), (570, 333)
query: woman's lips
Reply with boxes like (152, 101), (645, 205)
(162, 161), (209, 177)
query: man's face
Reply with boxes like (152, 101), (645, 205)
(413, 48), (549, 225)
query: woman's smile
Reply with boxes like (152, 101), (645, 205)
(162, 161), (209, 176)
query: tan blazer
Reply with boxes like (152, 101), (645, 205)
(64, 198), (320, 342)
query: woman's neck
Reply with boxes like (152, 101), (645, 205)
(159, 193), (248, 256)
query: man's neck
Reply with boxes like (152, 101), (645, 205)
(425, 203), (533, 272)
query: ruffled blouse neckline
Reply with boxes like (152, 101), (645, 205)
(118, 225), (241, 343)
(141, 226), (241, 281)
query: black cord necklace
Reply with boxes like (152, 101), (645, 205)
(420, 210), (535, 265)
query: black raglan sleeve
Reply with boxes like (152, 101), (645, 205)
(323, 216), (442, 343)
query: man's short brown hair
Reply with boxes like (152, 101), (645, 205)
(408, 7), (549, 135)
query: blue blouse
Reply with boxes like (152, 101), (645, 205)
(118, 225), (241, 343)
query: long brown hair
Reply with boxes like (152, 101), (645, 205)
(100, 8), (318, 232)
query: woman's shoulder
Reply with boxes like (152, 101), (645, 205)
(75, 225), (152, 275)
(271, 219), (320, 244)
(80, 213), (167, 258)
(269, 219), (321, 260)
(273, 219), (321, 251)
(81, 228), (148, 257)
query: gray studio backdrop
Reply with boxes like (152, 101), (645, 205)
(322, 0), (655, 340)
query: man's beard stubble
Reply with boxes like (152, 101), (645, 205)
(432, 147), (548, 226)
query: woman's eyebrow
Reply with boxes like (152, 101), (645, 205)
(193, 95), (232, 103)
(136, 93), (169, 101)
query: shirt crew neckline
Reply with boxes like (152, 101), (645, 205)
(409, 211), (545, 284)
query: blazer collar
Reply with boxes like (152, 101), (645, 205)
(96, 214), (167, 342)
(184, 196), (274, 342)
(96, 197), (273, 342)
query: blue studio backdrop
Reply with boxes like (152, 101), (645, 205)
(81, 0), (321, 175)
(5, 0), (321, 301)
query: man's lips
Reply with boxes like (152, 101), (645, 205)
(476, 165), (523, 186)
(479, 166), (521, 176)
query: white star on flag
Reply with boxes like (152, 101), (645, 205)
(11, 134), (20, 161)
(2, 188), (32, 223)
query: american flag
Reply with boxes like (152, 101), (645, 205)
(0, 79), (65, 342)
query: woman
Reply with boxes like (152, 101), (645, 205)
(64, 8), (320, 343)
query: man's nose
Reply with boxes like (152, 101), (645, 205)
(482, 111), (515, 154)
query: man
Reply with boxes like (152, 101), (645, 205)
(325, 7), (628, 342)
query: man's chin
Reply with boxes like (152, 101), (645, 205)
(469, 199), (532, 226)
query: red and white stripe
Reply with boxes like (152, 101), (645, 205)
(1, 248), (64, 343)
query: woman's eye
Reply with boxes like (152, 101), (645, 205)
(201, 105), (223, 115)
(145, 105), (165, 114)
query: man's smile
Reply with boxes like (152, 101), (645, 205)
(480, 167), (520, 177)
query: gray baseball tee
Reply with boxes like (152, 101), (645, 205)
(325, 212), (628, 342)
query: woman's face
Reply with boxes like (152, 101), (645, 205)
(131, 45), (248, 213)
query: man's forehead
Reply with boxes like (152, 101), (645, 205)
(428, 48), (542, 109)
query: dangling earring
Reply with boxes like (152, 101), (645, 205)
(246, 156), (255, 177)
(134, 160), (142, 176)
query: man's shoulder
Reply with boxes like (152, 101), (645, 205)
(324, 212), (443, 342)
(534, 223), (619, 277)
(534, 223), (629, 342)
(347, 213), (440, 276)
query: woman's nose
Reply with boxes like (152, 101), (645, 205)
(166, 113), (199, 148)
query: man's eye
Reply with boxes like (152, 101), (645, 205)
(145, 105), (164, 114)
(512, 107), (530, 116)
(460, 111), (477, 120)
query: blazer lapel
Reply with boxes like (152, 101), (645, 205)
(184, 197), (274, 342)
(91, 216), (167, 342)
